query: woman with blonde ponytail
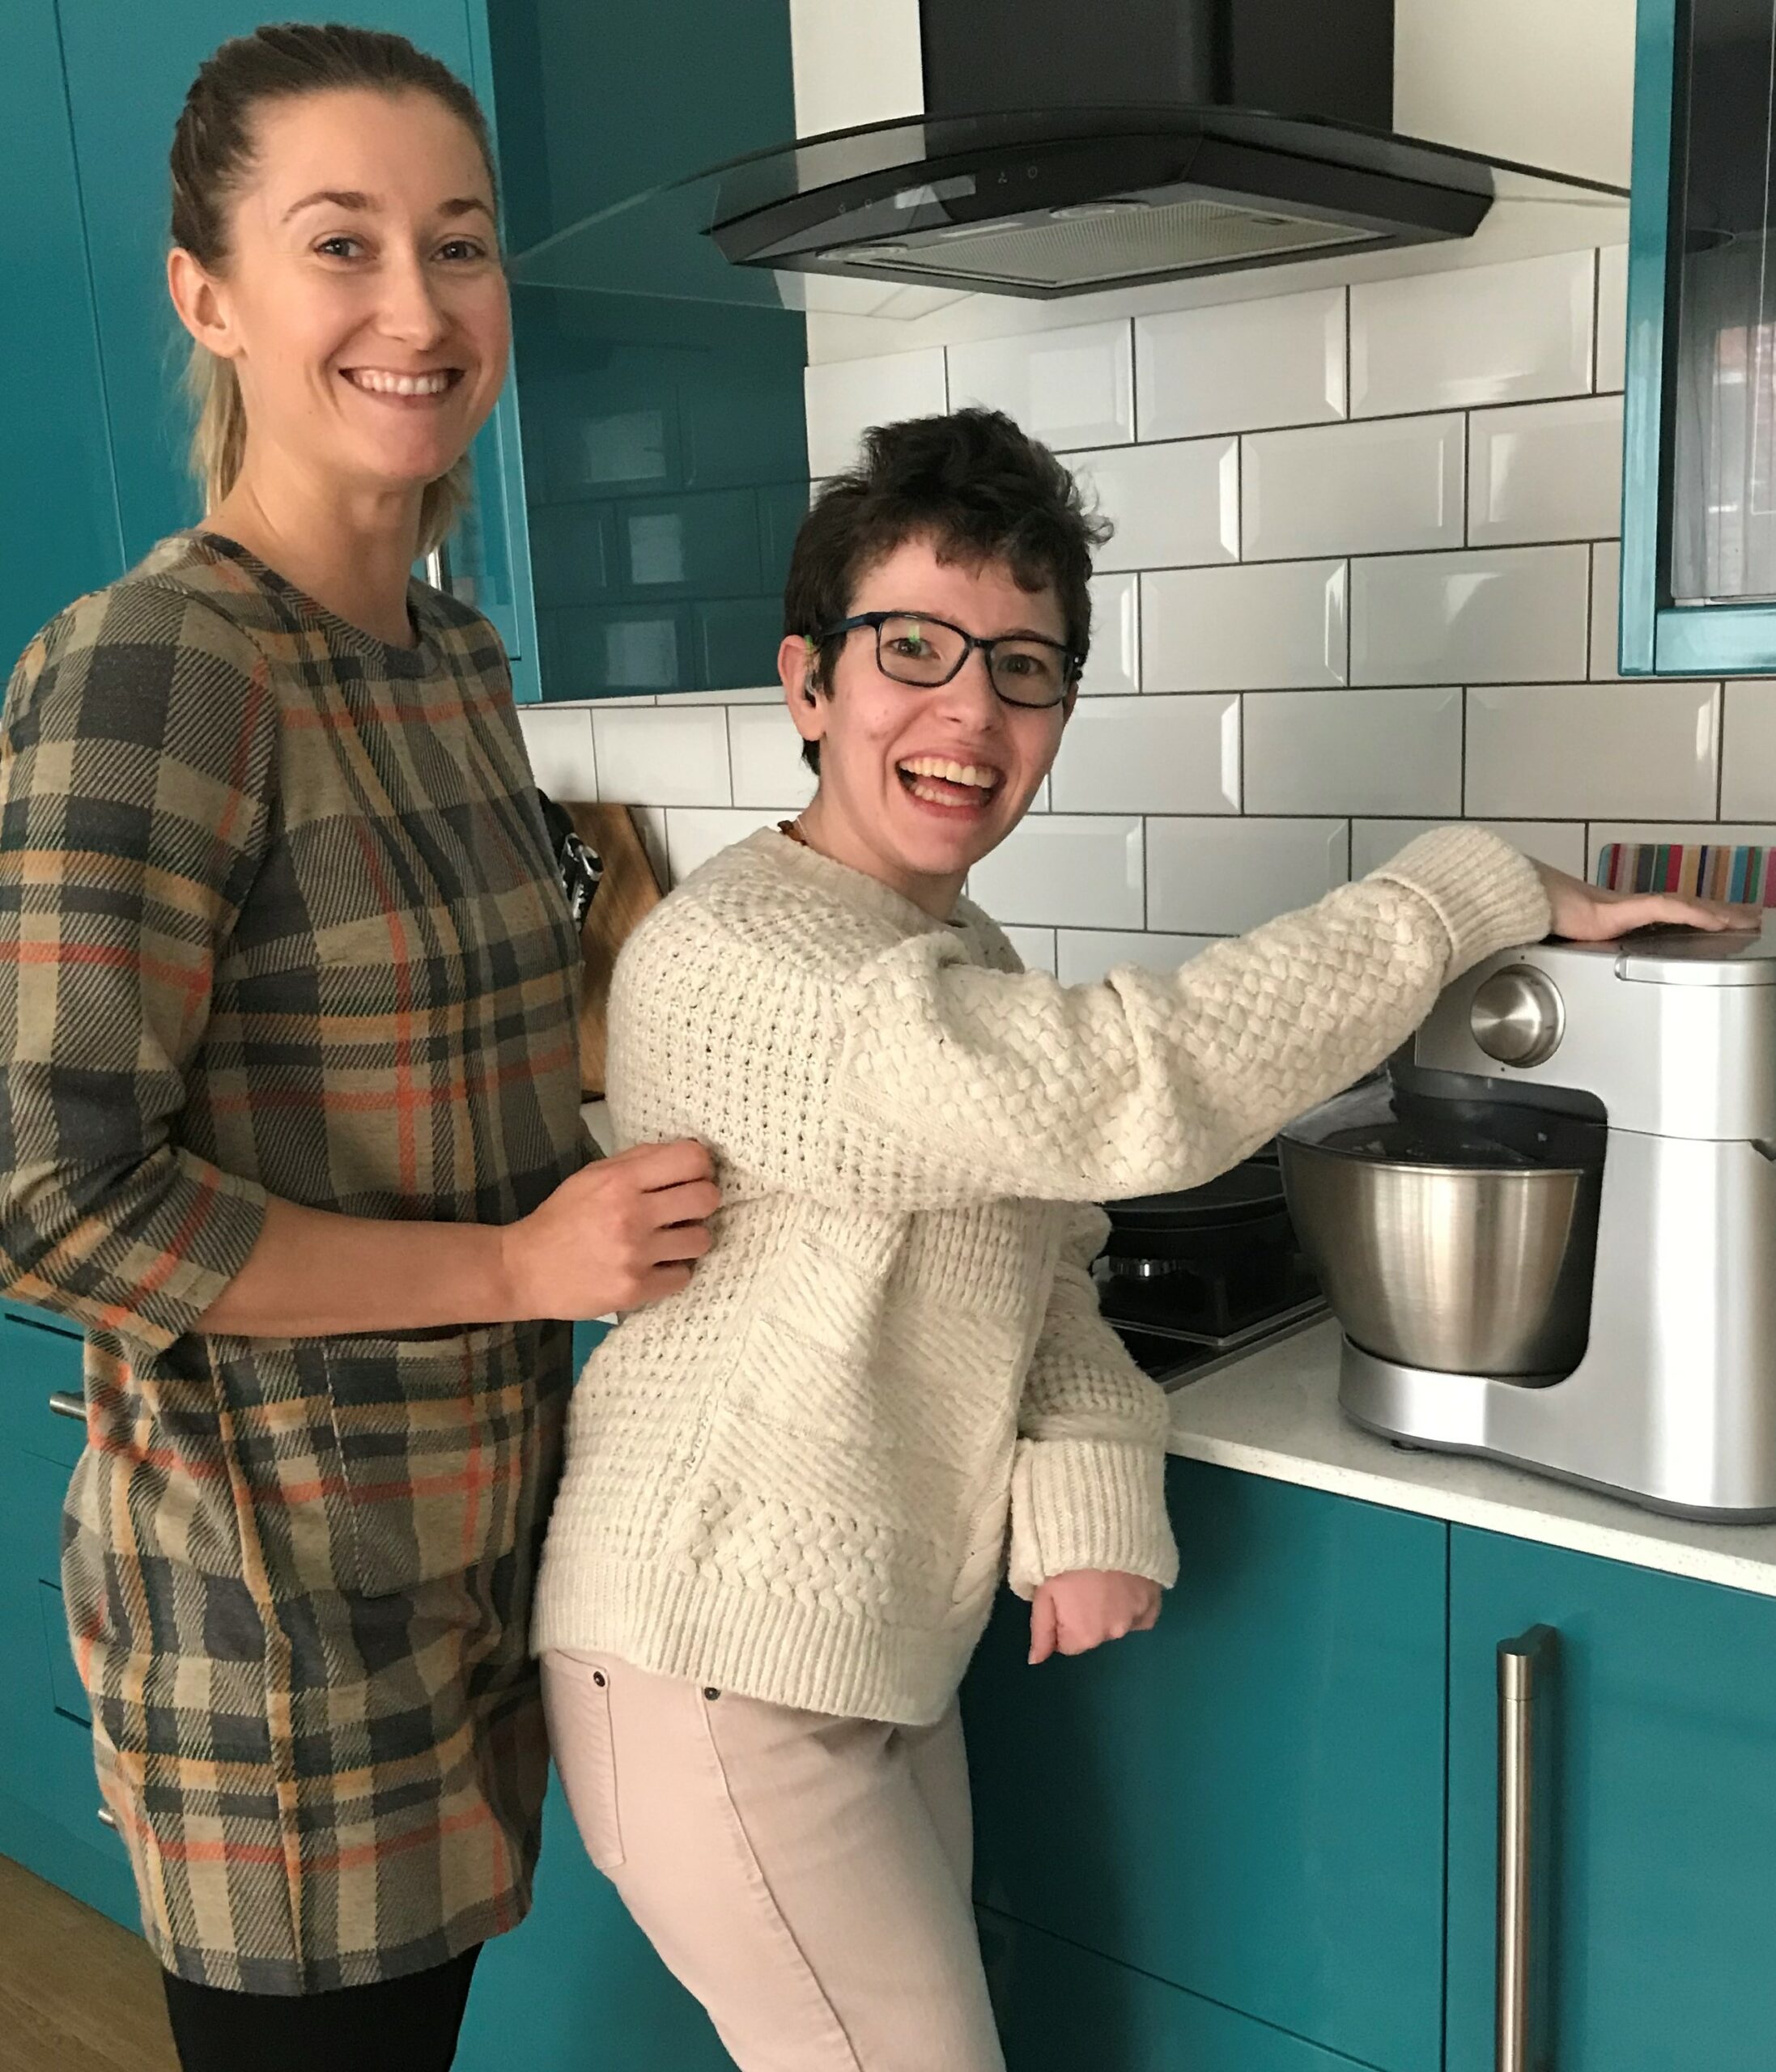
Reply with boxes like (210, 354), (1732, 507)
(0, 23), (715, 2071)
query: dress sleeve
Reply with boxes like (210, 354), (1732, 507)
(615, 824), (1551, 1212)
(0, 582), (276, 1348)
(1006, 1204), (1178, 1599)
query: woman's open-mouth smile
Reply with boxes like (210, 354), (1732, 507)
(896, 755), (1004, 815)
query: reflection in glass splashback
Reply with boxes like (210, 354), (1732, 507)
(1670, 0), (1776, 602)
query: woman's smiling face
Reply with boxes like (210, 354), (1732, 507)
(782, 533), (1077, 915)
(172, 87), (508, 503)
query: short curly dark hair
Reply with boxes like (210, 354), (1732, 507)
(784, 408), (1111, 774)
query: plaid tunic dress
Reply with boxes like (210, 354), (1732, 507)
(0, 533), (585, 1993)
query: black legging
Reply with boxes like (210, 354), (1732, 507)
(161, 1946), (481, 2072)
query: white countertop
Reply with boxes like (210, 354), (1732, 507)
(1168, 1320), (1776, 1601)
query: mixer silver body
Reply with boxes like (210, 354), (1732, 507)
(1336, 923), (1776, 1518)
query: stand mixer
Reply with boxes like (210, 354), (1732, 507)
(1279, 923), (1776, 1519)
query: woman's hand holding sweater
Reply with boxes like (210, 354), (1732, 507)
(500, 1140), (720, 1318)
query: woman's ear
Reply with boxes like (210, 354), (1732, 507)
(168, 247), (240, 359)
(781, 635), (826, 745)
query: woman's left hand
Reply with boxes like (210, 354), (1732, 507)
(1536, 862), (1762, 942)
(1029, 1570), (1162, 1663)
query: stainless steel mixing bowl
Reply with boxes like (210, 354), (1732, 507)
(1278, 1085), (1603, 1379)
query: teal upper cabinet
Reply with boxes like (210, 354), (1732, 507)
(56, 2), (481, 557)
(486, 0), (807, 699)
(962, 1461), (1449, 2072)
(1622, 0), (1776, 673)
(53, 2), (536, 680)
(0, 0), (125, 670)
(1446, 1528), (1776, 2072)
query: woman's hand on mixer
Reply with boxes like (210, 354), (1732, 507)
(499, 1139), (720, 1319)
(1535, 863), (1762, 942)
(1029, 1570), (1162, 1663)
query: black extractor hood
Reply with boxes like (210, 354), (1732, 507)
(716, 0), (1510, 299)
(507, 0), (1624, 310)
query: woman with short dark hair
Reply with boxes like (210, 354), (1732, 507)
(535, 406), (1744, 2072)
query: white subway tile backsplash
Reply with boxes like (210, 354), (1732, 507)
(1468, 395), (1623, 546)
(1243, 414), (1464, 560)
(1081, 573), (1140, 695)
(1349, 252), (1594, 417)
(728, 703), (817, 810)
(1244, 688), (1462, 816)
(1054, 929), (1217, 986)
(664, 808), (784, 885)
(591, 705), (732, 808)
(1049, 694), (1239, 814)
(1145, 560), (1348, 691)
(1136, 287), (1346, 439)
(1001, 926), (1057, 975)
(1596, 244), (1628, 392)
(1350, 544), (1589, 686)
(1466, 682), (1720, 819)
(517, 707), (597, 800)
(948, 321), (1134, 451)
(804, 350), (947, 478)
(1350, 818), (1587, 877)
(1146, 817), (1348, 934)
(1589, 541), (1622, 680)
(967, 816), (1145, 929)
(1722, 684), (1776, 819)
(1073, 439), (1239, 571)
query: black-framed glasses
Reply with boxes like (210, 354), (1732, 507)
(818, 611), (1081, 710)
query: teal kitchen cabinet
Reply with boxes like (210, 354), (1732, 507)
(51, 0), (537, 681)
(979, 1910), (1369, 2072)
(49, 0), (805, 706)
(962, 1459), (1448, 2072)
(1621, 0), (1776, 673)
(0, 1304), (138, 1931)
(1446, 1527), (1776, 2072)
(0, 0), (125, 672)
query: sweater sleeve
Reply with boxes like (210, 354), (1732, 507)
(0, 583), (275, 1348)
(1007, 1204), (1179, 1599)
(617, 823), (1550, 1211)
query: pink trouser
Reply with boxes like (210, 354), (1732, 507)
(541, 1650), (1006, 2072)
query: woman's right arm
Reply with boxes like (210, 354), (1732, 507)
(620, 826), (1552, 1213)
(193, 1143), (716, 1337)
(0, 592), (711, 1351)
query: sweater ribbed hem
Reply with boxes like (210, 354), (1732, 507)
(1007, 1437), (1179, 1599)
(531, 1553), (992, 1728)
(1368, 826), (1553, 976)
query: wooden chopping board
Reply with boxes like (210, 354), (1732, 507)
(558, 801), (664, 1098)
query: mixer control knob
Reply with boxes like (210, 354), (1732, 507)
(1469, 965), (1565, 1068)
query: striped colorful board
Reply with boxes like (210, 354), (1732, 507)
(1595, 842), (1776, 905)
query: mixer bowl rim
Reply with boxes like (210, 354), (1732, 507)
(1277, 1134), (1592, 1184)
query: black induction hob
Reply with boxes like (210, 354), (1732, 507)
(1094, 1148), (1328, 1389)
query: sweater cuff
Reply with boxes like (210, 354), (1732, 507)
(1368, 826), (1553, 976)
(1006, 1437), (1179, 1599)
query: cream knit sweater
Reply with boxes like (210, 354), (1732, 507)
(533, 824), (1550, 1725)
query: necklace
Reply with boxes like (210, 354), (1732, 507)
(778, 817), (811, 849)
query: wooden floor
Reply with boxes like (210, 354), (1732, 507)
(0, 1854), (176, 2071)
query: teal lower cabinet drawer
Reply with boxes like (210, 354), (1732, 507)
(980, 1908), (1379, 2072)
(2, 1302), (87, 1470)
(962, 1459), (1447, 2072)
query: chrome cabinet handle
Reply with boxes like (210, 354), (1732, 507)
(1497, 1624), (1558, 2072)
(48, 1391), (84, 1422)
(96, 1806), (117, 1830)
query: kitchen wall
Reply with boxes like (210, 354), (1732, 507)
(519, 239), (1776, 986)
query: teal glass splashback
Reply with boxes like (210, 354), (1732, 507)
(490, 0), (808, 698)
